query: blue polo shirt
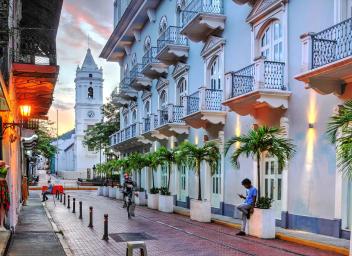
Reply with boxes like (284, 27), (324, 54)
(244, 186), (257, 205)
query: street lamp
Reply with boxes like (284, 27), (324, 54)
(20, 105), (31, 118)
(2, 104), (32, 134)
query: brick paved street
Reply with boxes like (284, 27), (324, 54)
(45, 191), (342, 256)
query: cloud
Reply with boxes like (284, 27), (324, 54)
(52, 98), (74, 111)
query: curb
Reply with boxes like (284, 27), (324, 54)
(43, 203), (74, 256)
(175, 211), (349, 256)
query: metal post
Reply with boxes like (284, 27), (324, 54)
(63, 193), (66, 205)
(79, 201), (82, 219)
(102, 214), (109, 241)
(60, 193), (62, 203)
(88, 206), (93, 228)
(67, 195), (70, 209)
(72, 198), (76, 213)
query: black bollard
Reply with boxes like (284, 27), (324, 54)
(72, 198), (76, 213)
(102, 214), (109, 241)
(60, 193), (62, 203)
(79, 201), (82, 219)
(88, 206), (93, 228)
(63, 193), (66, 205)
(67, 195), (71, 209)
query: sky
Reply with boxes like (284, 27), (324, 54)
(48, 0), (119, 135)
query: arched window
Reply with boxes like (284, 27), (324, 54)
(89, 74), (93, 78)
(177, 78), (187, 105)
(144, 100), (150, 117)
(159, 16), (168, 35)
(159, 90), (167, 109)
(88, 87), (94, 99)
(210, 56), (221, 90)
(132, 109), (137, 123)
(131, 53), (137, 67)
(144, 36), (151, 53)
(176, 0), (186, 26)
(124, 64), (129, 77)
(123, 113), (128, 128)
(260, 21), (283, 62)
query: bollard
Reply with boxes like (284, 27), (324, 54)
(79, 201), (82, 219)
(102, 214), (109, 241)
(88, 206), (93, 228)
(63, 193), (66, 205)
(72, 198), (76, 213)
(67, 195), (71, 209)
(60, 193), (62, 203)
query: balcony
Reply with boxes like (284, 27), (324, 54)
(117, 77), (137, 100)
(155, 104), (189, 137)
(182, 87), (226, 130)
(295, 18), (352, 97)
(142, 47), (168, 79)
(142, 114), (167, 141)
(111, 87), (129, 108)
(181, 0), (225, 42)
(110, 122), (147, 150)
(130, 64), (152, 91)
(223, 59), (290, 124)
(156, 26), (189, 65)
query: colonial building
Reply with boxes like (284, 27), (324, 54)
(101, 0), (352, 240)
(53, 49), (104, 176)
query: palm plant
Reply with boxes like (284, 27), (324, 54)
(177, 141), (220, 201)
(225, 126), (295, 198)
(144, 152), (162, 191)
(156, 146), (178, 192)
(127, 152), (147, 189)
(327, 101), (352, 179)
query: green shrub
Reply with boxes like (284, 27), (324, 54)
(0, 167), (7, 178)
(149, 187), (159, 194)
(159, 187), (171, 196)
(255, 197), (273, 209)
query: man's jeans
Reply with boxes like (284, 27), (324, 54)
(237, 204), (252, 232)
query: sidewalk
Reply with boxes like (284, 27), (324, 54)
(6, 192), (66, 256)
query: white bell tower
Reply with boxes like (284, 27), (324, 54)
(74, 48), (103, 172)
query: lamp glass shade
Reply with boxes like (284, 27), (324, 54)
(20, 105), (31, 117)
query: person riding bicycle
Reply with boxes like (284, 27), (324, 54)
(122, 173), (136, 208)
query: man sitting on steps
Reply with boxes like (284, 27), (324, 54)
(236, 178), (257, 236)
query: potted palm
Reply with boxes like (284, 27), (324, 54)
(96, 164), (109, 196)
(128, 153), (147, 206)
(177, 141), (220, 222)
(144, 152), (161, 209)
(225, 126), (295, 238)
(113, 158), (129, 200)
(156, 147), (178, 213)
(326, 101), (352, 252)
(106, 161), (117, 198)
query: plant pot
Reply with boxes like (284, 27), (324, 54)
(135, 191), (147, 206)
(97, 186), (103, 196)
(190, 199), (211, 222)
(248, 208), (276, 238)
(158, 194), (173, 213)
(108, 187), (117, 198)
(116, 189), (124, 200)
(147, 193), (159, 209)
(103, 186), (109, 197)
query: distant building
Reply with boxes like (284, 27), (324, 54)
(52, 49), (104, 177)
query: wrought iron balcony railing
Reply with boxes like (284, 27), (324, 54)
(12, 28), (57, 66)
(130, 64), (144, 81)
(182, 0), (224, 26)
(119, 76), (131, 91)
(312, 17), (352, 69)
(157, 26), (188, 52)
(142, 114), (158, 133)
(142, 47), (160, 69)
(230, 60), (286, 98)
(110, 122), (140, 146)
(185, 88), (223, 116)
(158, 104), (184, 127)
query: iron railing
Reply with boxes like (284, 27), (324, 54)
(130, 64), (143, 82)
(143, 116), (151, 133)
(159, 108), (169, 126)
(119, 77), (131, 91)
(157, 26), (188, 52)
(186, 91), (200, 115)
(205, 89), (223, 111)
(312, 17), (352, 69)
(158, 105), (184, 126)
(142, 47), (159, 69)
(230, 61), (286, 98)
(12, 28), (57, 65)
(183, 0), (224, 26)
(109, 122), (139, 146)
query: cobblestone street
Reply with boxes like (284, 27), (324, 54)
(44, 191), (341, 256)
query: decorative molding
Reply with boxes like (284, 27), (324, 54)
(172, 63), (190, 79)
(142, 91), (152, 101)
(156, 78), (169, 91)
(246, 0), (288, 24)
(201, 36), (226, 59)
(147, 9), (156, 23)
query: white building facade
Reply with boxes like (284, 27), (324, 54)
(101, 0), (352, 240)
